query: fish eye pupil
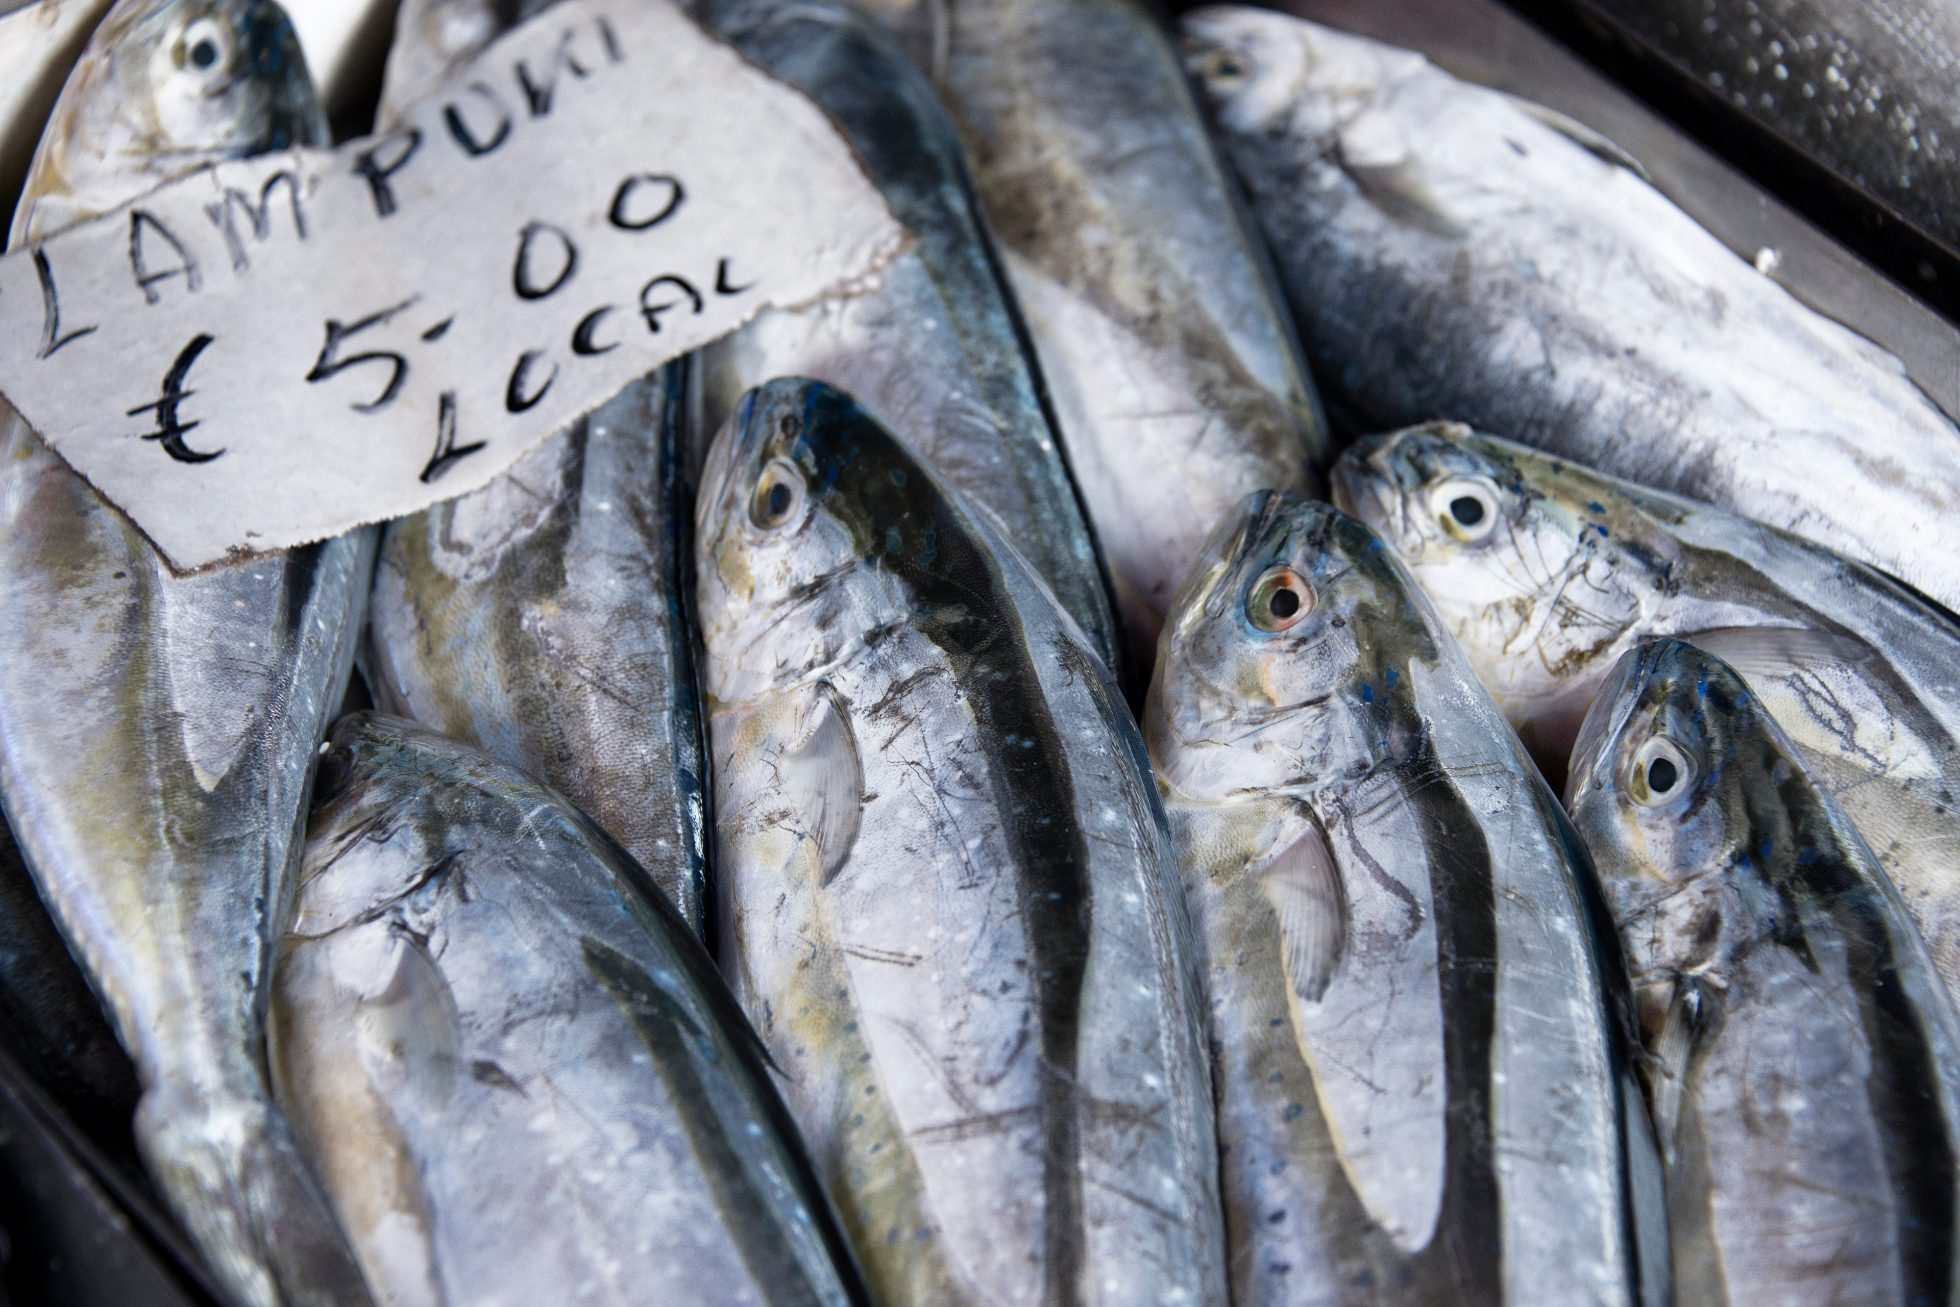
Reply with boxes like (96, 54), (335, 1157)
(767, 482), (792, 518)
(1450, 495), (1486, 527)
(190, 37), (219, 69)
(1269, 587), (1301, 619)
(1647, 757), (1678, 793)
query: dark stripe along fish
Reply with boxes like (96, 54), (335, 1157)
(365, 0), (714, 932)
(1567, 638), (1960, 1306)
(686, 0), (1124, 680)
(1180, 5), (1960, 616)
(1334, 423), (1960, 1005)
(0, 3), (374, 1303)
(1144, 493), (1664, 1307)
(697, 377), (1224, 1305)
(271, 713), (868, 1307)
(841, 0), (1329, 659)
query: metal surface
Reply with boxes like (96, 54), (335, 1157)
(1253, 0), (1960, 424)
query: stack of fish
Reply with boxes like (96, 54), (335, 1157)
(2, 0), (1958, 1304)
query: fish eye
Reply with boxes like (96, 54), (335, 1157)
(1429, 477), (1500, 543)
(1203, 48), (1251, 87)
(749, 458), (804, 531)
(1246, 566), (1314, 633)
(177, 17), (233, 76)
(1629, 736), (1694, 807)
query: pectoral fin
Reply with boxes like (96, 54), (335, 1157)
(777, 681), (864, 886)
(1508, 97), (1652, 181)
(1280, 800), (1447, 1253)
(1336, 110), (1466, 239)
(1683, 625), (1874, 680)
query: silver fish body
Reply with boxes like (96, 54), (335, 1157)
(1556, 0), (1960, 255)
(1145, 493), (1664, 1307)
(697, 377), (1225, 1305)
(1182, 5), (1960, 615)
(1334, 422), (1960, 1002)
(845, 0), (1328, 659)
(366, 368), (713, 932)
(688, 0), (1123, 679)
(0, 4), (373, 1303)
(1567, 638), (1960, 1307)
(271, 712), (867, 1307)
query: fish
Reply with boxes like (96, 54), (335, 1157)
(697, 376), (1225, 1305)
(687, 0), (1124, 681)
(1553, 0), (1960, 257)
(842, 0), (1329, 662)
(1143, 492), (1665, 1307)
(270, 712), (869, 1307)
(1180, 5), (1960, 615)
(1333, 421), (1960, 1003)
(1566, 637), (1960, 1306)
(365, 0), (714, 931)
(0, 3), (375, 1303)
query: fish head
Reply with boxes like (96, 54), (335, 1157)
(20, 0), (322, 238)
(1564, 638), (1790, 1039)
(696, 377), (909, 705)
(1179, 6), (1420, 147)
(1335, 423), (1652, 738)
(1146, 491), (1431, 803)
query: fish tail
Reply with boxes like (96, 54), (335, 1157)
(134, 1086), (375, 1307)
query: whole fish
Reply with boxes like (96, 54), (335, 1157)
(688, 0), (1123, 679)
(1566, 638), (1960, 1306)
(1555, 0), (1960, 255)
(1144, 493), (1664, 1307)
(698, 377), (1225, 1305)
(1181, 5), (1960, 614)
(366, 0), (713, 930)
(1334, 421), (1960, 999)
(271, 713), (868, 1307)
(843, 0), (1328, 660)
(0, 3), (374, 1303)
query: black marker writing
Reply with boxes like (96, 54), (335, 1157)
(420, 390), (486, 483)
(204, 171), (307, 272)
(129, 210), (201, 305)
(306, 296), (421, 412)
(32, 247), (97, 359)
(126, 333), (222, 463)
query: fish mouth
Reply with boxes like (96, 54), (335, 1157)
(1564, 641), (1666, 806)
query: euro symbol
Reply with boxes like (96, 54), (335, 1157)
(126, 333), (222, 464)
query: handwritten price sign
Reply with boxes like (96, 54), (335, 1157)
(0, 0), (907, 570)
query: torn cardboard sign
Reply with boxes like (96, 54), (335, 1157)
(0, 0), (907, 569)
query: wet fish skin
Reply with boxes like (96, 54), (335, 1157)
(1333, 421), (1960, 1002)
(846, 0), (1328, 660)
(367, 366), (713, 932)
(688, 0), (1124, 679)
(1144, 492), (1663, 1307)
(1559, 0), (1960, 255)
(697, 377), (1225, 1305)
(1182, 4), (1960, 614)
(0, 3), (374, 1303)
(1566, 638), (1960, 1306)
(271, 712), (867, 1307)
